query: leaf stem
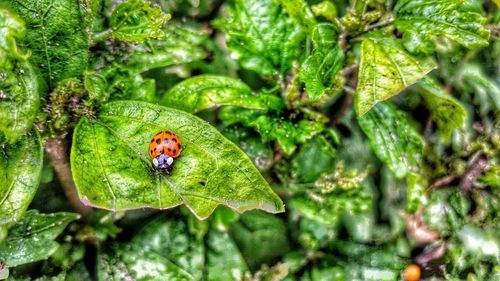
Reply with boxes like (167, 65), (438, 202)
(44, 137), (92, 218)
(363, 17), (394, 33)
(91, 29), (114, 45)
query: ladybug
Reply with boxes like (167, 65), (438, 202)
(149, 130), (182, 173)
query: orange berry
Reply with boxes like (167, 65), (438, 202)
(403, 264), (421, 281)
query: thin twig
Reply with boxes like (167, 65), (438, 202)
(45, 137), (92, 218)
(415, 242), (448, 266)
(459, 154), (489, 192)
(426, 175), (457, 195)
(363, 18), (394, 33)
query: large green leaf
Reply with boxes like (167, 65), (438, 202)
(300, 23), (345, 101)
(355, 36), (436, 115)
(214, 0), (306, 77)
(71, 101), (284, 219)
(418, 78), (467, 142)
(109, 0), (170, 43)
(394, 0), (489, 54)
(0, 210), (79, 267)
(0, 133), (43, 237)
(161, 75), (269, 113)
(357, 102), (424, 178)
(1, 0), (89, 89)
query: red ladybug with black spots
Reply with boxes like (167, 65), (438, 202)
(149, 130), (182, 173)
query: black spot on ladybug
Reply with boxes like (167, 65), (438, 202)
(164, 131), (171, 135)
(171, 138), (177, 143)
(163, 139), (170, 144)
(150, 149), (153, 154)
(156, 139), (161, 144)
(150, 139), (154, 143)
(173, 149), (177, 154)
(178, 144), (182, 149)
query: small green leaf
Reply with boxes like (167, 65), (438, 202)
(230, 211), (290, 270)
(0, 210), (79, 267)
(214, 0), (306, 77)
(161, 75), (271, 113)
(0, 8), (29, 60)
(278, 0), (317, 31)
(250, 115), (324, 156)
(1, 0), (89, 88)
(292, 135), (336, 183)
(311, 1), (337, 21)
(395, 0), (490, 54)
(290, 187), (372, 227)
(0, 59), (39, 144)
(418, 78), (467, 143)
(0, 133), (43, 232)
(355, 36), (436, 115)
(406, 172), (425, 213)
(109, 0), (171, 43)
(206, 230), (249, 280)
(71, 101), (284, 219)
(125, 23), (208, 73)
(300, 24), (345, 100)
(357, 102), (424, 178)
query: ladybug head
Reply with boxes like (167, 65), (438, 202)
(153, 155), (174, 173)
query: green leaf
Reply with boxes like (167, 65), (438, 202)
(161, 75), (272, 113)
(250, 115), (324, 156)
(357, 102), (424, 178)
(355, 36), (436, 115)
(230, 211), (290, 270)
(418, 78), (467, 143)
(0, 210), (79, 267)
(214, 0), (306, 77)
(292, 135), (336, 183)
(0, 133), (43, 233)
(315, 161), (368, 193)
(109, 0), (171, 43)
(0, 58), (39, 144)
(278, 0), (317, 31)
(0, 8), (29, 60)
(395, 0), (490, 54)
(206, 230), (249, 280)
(125, 217), (204, 279)
(290, 187), (372, 227)
(300, 23), (345, 100)
(125, 23), (209, 73)
(1, 0), (89, 89)
(98, 215), (248, 281)
(71, 101), (284, 219)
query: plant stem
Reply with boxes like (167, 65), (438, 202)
(44, 137), (92, 218)
(91, 29), (113, 45)
(459, 154), (489, 192)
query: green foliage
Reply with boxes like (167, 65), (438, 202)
(161, 75), (272, 113)
(0, 9), (39, 144)
(300, 24), (345, 101)
(71, 101), (284, 219)
(0, 133), (42, 237)
(355, 35), (436, 115)
(108, 0), (171, 43)
(0, 210), (78, 267)
(214, 0), (306, 77)
(0, 0), (498, 279)
(1, 0), (89, 89)
(395, 0), (490, 54)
